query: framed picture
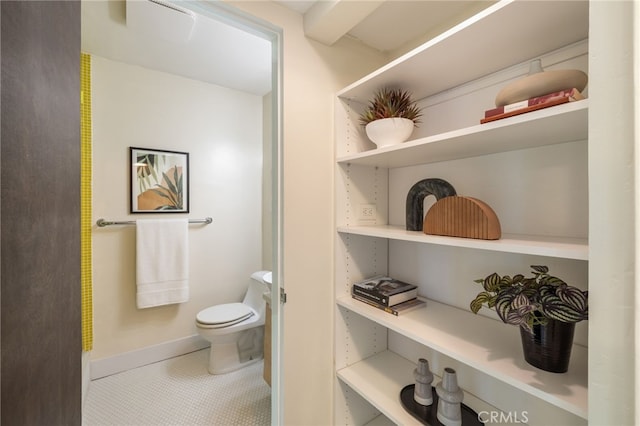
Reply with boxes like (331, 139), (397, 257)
(130, 147), (189, 213)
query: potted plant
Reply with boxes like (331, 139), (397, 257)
(359, 88), (423, 148)
(470, 265), (588, 373)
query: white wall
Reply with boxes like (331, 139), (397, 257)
(588, 1), (637, 424)
(91, 56), (264, 360)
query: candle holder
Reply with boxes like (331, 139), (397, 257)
(413, 358), (434, 405)
(436, 368), (464, 426)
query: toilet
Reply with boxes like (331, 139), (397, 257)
(196, 270), (270, 374)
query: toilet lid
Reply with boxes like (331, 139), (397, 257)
(196, 303), (255, 326)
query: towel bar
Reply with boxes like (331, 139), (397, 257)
(96, 217), (213, 227)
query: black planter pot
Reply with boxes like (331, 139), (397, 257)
(519, 319), (575, 373)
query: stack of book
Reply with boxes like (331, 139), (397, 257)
(351, 275), (426, 316)
(480, 87), (585, 124)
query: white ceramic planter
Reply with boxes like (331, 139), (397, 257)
(365, 117), (415, 148)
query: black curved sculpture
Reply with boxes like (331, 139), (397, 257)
(406, 178), (457, 231)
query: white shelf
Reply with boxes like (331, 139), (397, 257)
(338, 0), (588, 102)
(337, 350), (499, 426)
(337, 351), (418, 425)
(337, 100), (588, 168)
(337, 225), (588, 261)
(337, 296), (588, 420)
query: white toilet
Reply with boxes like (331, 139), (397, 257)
(196, 270), (270, 374)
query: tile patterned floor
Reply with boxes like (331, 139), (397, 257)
(83, 349), (271, 426)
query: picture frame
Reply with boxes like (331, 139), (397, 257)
(130, 147), (189, 213)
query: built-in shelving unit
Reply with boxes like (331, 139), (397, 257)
(334, 1), (589, 425)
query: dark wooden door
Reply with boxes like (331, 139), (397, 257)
(1, 1), (81, 424)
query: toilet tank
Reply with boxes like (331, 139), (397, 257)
(244, 271), (270, 318)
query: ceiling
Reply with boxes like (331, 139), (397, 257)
(82, 0), (493, 96)
(277, 0), (494, 53)
(81, 1), (273, 95)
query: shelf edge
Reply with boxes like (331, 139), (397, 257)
(336, 101), (588, 167)
(337, 226), (589, 261)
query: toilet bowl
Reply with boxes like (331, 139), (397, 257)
(196, 270), (270, 374)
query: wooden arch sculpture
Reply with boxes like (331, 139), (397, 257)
(423, 196), (501, 240)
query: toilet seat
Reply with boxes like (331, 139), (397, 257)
(196, 303), (255, 329)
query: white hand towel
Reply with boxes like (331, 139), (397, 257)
(136, 218), (189, 309)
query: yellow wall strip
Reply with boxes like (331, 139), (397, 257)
(80, 53), (93, 352)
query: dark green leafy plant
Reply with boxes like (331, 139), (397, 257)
(470, 265), (588, 334)
(359, 88), (423, 126)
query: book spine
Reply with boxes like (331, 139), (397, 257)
(484, 88), (583, 118)
(479, 96), (572, 124)
(352, 295), (399, 316)
(388, 289), (418, 306)
(352, 286), (389, 306)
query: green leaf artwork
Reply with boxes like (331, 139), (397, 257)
(131, 148), (189, 213)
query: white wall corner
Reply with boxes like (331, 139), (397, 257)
(303, 0), (383, 46)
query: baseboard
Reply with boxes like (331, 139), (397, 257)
(82, 351), (91, 405)
(90, 335), (209, 380)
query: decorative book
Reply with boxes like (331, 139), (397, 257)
(484, 87), (584, 118)
(480, 89), (584, 124)
(351, 275), (418, 307)
(352, 294), (426, 316)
